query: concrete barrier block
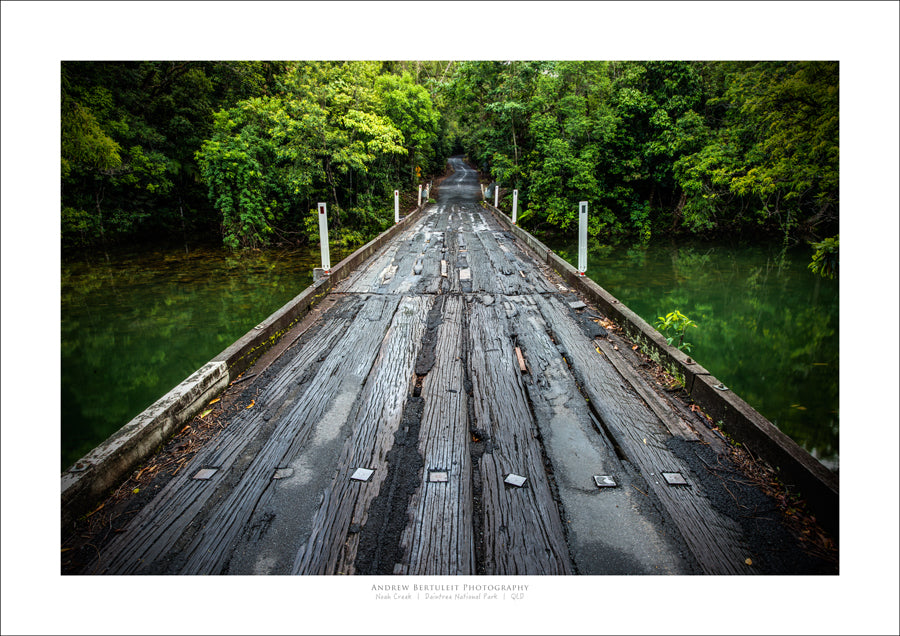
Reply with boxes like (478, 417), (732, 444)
(61, 360), (229, 529)
(691, 373), (839, 533)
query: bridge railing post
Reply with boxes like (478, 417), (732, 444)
(317, 202), (331, 278)
(512, 189), (518, 224)
(418, 184), (422, 207)
(494, 184), (499, 208)
(578, 201), (588, 276)
(394, 190), (400, 223)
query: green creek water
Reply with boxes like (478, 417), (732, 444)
(60, 241), (357, 471)
(547, 237), (839, 471)
(61, 236), (839, 473)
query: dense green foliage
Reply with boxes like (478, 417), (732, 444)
(808, 234), (839, 279)
(61, 61), (444, 250)
(61, 61), (288, 249)
(196, 62), (441, 249)
(438, 61), (838, 247)
(62, 60), (838, 256)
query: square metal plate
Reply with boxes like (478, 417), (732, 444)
(272, 468), (294, 480)
(593, 475), (617, 488)
(428, 470), (449, 483)
(569, 301), (587, 310)
(350, 467), (375, 482)
(193, 468), (217, 480)
(459, 268), (472, 281)
(662, 472), (689, 486)
(504, 473), (527, 487)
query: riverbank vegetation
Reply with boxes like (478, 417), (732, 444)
(61, 61), (449, 252)
(61, 60), (838, 262)
(442, 61), (838, 251)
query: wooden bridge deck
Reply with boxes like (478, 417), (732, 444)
(75, 159), (821, 576)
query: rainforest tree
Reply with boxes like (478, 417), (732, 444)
(438, 60), (838, 247)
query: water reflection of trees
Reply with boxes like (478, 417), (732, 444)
(61, 245), (332, 469)
(551, 239), (838, 466)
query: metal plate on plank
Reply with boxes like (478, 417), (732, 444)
(193, 468), (218, 480)
(569, 301), (587, 310)
(350, 467), (375, 482)
(272, 468), (294, 480)
(504, 473), (527, 487)
(428, 470), (449, 483)
(459, 268), (471, 281)
(662, 472), (689, 486)
(593, 475), (617, 488)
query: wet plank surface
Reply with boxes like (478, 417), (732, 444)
(83, 158), (774, 576)
(396, 295), (475, 575)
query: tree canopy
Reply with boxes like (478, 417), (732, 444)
(61, 60), (838, 254)
(438, 60), (838, 247)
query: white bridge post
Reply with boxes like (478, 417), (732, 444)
(578, 201), (588, 276)
(512, 189), (519, 224)
(394, 190), (400, 224)
(418, 184), (422, 207)
(494, 184), (499, 208)
(318, 202), (331, 275)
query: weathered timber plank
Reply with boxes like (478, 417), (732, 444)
(337, 213), (449, 295)
(466, 297), (573, 575)
(494, 231), (559, 295)
(292, 295), (431, 575)
(535, 293), (756, 575)
(384, 222), (438, 295)
(334, 239), (402, 293)
(509, 295), (692, 574)
(178, 294), (404, 574)
(594, 339), (698, 440)
(397, 295), (474, 575)
(420, 231), (446, 295)
(468, 229), (515, 295)
(92, 296), (365, 574)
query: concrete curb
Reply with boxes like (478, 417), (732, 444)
(62, 201), (429, 530)
(488, 203), (839, 535)
(60, 361), (229, 529)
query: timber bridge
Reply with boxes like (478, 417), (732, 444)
(61, 157), (838, 575)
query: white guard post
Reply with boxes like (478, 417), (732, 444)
(318, 202), (331, 274)
(494, 184), (499, 208)
(418, 184), (422, 207)
(394, 190), (400, 223)
(578, 201), (588, 276)
(512, 189), (519, 224)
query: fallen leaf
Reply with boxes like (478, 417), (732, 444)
(199, 408), (212, 419)
(745, 558), (753, 566)
(208, 397), (220, 405)
(133, 488), (140, 494)
(246, 400), (255, 409)
(632, 345), (638, 350)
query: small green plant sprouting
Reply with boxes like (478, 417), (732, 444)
(655, 310), (698, 353)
